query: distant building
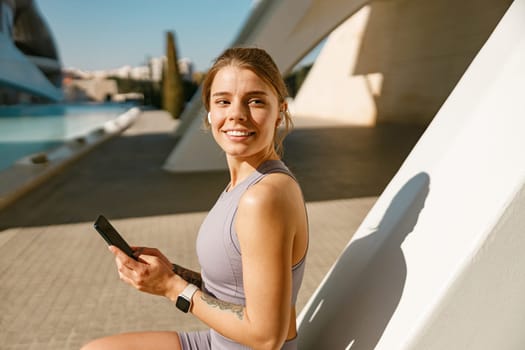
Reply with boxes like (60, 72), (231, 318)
(63, 78), (118, 102)
(178, 57), (194, 82)
(149, 56), (164, 81)
(64, 56), (195, 83)
(0, 0), (62, 104)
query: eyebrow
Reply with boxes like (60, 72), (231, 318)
(211, 90), (269, 97)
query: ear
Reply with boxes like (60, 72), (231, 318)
(278, 112), (285, 126)
(280, 101), (288, 115)
(277, 102), (288, 126)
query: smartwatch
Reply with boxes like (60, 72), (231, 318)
(176, 283), (199, 313)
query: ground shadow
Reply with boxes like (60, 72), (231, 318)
(283, 124), (425, 201)
(298, 172), (430, 349)
(0, 123), (425, 229)
(0, 132), (228, 229)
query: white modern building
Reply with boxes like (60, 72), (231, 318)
(0, 0), (62, 104)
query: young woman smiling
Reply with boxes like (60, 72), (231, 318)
(81, 47), (308, 350)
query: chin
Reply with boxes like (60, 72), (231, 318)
(225, 150), (254, 159)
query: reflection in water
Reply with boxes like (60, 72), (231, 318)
(0, 103), (131, 171)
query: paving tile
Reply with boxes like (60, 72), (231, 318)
(0, 110), (423, 349)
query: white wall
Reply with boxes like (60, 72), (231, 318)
(163, 0), (369, 172)
(290, 6), (377, 125)
(291, 0), (512, 126)
(297, 1), (525, 348)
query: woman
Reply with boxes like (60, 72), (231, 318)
(81, 47), (309, 350)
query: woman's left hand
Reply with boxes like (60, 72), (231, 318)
(109, 246), (178, 297)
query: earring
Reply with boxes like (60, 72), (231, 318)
(207, 112), (212, 124)
(279, 112), (285, 126)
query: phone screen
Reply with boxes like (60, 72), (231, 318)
(94, 215), (137, 260)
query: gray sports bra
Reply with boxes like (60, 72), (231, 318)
(196, 159), (306, 307)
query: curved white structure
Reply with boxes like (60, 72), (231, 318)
(297, 1), (525, 348)
(0, 0), (62, 103)
(163, 2), (525, 347)
(0, 32), (62, 101)
(164, 0), (511, 172)
(288, 6), (378, 126)
(164, 0), (368, 172)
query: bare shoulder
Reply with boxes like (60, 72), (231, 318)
(239, 173), (303, 210)
(236, 172), (308, 264)
(236, 173), (305, 243)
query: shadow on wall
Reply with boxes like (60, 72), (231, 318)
(298, 172), (430, 349)
(353, 0), (513, 124)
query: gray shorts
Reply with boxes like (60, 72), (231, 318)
(179, 329), (298, 350)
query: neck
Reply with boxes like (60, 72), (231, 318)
(226, 150), (279, 190)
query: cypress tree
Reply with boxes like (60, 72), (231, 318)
(162, 31), (184, 118)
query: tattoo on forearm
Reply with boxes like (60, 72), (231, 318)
(201, 293), (244, 320)
(172, 263), (202, 289)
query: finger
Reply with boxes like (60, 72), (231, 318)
(137, 253), (162, 268)
(132, 246), (160, 257)
(116, 268), (140, 289)
(109, 245), (123, 256)
(115, 255), (147, 288)
(140, 255), (175, 280)
(132, 246), (145, 258)
(110, 245), (133, 261)
(130, 246), (153, 264)
(131, 247), (171, 266)
(110, 246), (141, 271)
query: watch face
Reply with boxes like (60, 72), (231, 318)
(176, 296), (191, 313)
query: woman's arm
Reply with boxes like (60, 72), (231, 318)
(111, 174), (304, 349)
(171, 263), (202, 289)
(131, 247), (203, 288)
(183, 174), (302, 349)
(116, 246), (203, 292)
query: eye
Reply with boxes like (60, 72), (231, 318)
(248, 98), (265, 106)
(215, 99), (230, 106)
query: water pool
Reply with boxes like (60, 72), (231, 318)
(0, 103), (133, 171)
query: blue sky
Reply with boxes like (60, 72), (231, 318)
(36, 0), (256, 72)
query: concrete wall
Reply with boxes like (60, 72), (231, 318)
(163, 0), (513, 172)
(163, 0), (373, 172)
(289, 6), (377, 125)
(292, 0), (513, 125)
(64, 79), (118, 102)
(297, 1), (525, 348)
(232, 0), (369, 74)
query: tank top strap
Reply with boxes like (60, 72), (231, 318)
(245, 159), (296, 188)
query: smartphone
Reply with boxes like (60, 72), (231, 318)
(93, 215), (138, 260)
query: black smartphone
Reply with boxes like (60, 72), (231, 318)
(93, 215), (138, 260)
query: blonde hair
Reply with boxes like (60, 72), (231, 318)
(201, 47), (293, 157)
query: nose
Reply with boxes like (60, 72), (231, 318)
(228, 101), (248, 122)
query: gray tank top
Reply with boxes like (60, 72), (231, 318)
(195, 159), (306, 349)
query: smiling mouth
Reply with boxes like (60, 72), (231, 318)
(224, 130), (256, 137)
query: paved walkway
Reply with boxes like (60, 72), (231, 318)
(0, 109), (425, 349)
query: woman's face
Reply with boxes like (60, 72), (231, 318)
(208, 66), (281, 162)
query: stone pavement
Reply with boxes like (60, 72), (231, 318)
(0, 109), (425, 349)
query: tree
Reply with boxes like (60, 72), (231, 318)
(284, 64), (313, 98)
(162, 31), (185, 118)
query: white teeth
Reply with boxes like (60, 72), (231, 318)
(226, 130), (252, 136)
